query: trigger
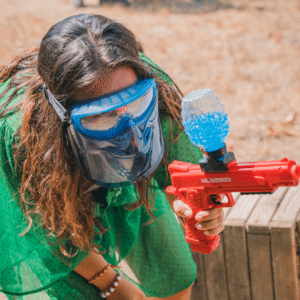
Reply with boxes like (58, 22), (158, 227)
(210, 194), (222, 205)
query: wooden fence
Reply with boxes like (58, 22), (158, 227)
(191, 187), (300, 300)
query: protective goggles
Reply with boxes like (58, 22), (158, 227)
(42, 78), (164, 188)
(70, 78), (157, 140)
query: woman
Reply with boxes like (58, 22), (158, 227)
(0, 14), (224, 300)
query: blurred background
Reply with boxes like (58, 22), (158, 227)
(1, 0), (300, 164)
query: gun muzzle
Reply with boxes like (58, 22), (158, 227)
(291, 164), (300, 179)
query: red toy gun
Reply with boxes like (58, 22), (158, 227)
(166, 147), (300, 254)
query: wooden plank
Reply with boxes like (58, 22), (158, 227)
(203, 192), (240, 300)
(270, 225), (298, 300)
(247, 234), (274, 300)
(272, 186), (300, 223)
(270, 186), (300, 300)
(226, 193), (260, 223)
(246, 188), (288, 300)
(223, 194), (261, 300)
(247, 187), (288, 235)
(191, 252), (207, 300)
(203, 232), (228, 300)
(223, 192), (241, 219)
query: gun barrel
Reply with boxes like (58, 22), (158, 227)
(291, 165), (300, 179)
(168, 158), (300, 195)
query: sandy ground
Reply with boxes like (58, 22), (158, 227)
(0, 0), (300, 298)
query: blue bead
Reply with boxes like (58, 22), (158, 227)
(183, 111), (229, 152)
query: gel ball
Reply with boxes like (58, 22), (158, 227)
(181, 89), (230, 152)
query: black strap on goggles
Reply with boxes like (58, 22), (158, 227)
(42, 83), (71, 124)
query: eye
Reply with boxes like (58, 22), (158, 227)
(127, 88), (153, 117)
(81, 110), (120, 130)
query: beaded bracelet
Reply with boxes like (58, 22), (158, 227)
(88, 264), (117, 284)
(100, 272), (122, 298)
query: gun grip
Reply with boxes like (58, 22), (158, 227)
(184, 190), (220, 254)
(185, 216), (220, 254)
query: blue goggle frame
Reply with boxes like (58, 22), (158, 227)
(70, 78), (157, 140)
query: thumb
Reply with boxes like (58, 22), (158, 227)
(173, 198), (193, 218)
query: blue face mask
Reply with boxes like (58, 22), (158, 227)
(43, 78), (164, 188)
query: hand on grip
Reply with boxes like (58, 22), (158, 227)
(173, 197), (225, 254)
(194, 207), (225, 236)
(185, 206), (224, 254)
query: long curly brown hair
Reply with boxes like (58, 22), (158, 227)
(0, 14), (183, 258)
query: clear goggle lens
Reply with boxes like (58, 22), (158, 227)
(81, 87), (154, 131)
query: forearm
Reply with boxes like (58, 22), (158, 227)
(73, 249), (118, 290)
(73, 248), (147, 300)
